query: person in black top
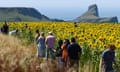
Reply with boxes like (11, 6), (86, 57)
(56, 39), (63, 72)
(2, 21), (9, 34)
(56, 39), (63, 57)
(67, 37), (82, 72)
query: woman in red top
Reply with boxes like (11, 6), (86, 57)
(61, 39), (70, 72)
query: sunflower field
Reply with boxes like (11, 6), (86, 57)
(0, 22), (120, 72)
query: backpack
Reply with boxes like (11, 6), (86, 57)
(56, 47), (62, 57)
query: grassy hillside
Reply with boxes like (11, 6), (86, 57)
(0, 8), (50, 21)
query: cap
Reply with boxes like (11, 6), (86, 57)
(48, 32), (52, 35)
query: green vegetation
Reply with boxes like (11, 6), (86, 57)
(0, 22), (120, 72)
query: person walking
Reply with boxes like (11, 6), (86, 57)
(34, 29), (40, 57)
(67, 37), (82, 72)
(37, 32), (45, 57)
(45, 32), (55, 61)
(99, 44), (118, 72)
(2, 21), (9, 34)
(56, 39), (63, 72)
(61, 39), (70, 65)
(61, 39), (70, 72)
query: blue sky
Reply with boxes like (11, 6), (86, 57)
(0, 0), (120, 21)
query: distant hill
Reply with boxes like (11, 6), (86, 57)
(73, 4), (118, 23)
(0, 7), (64, 21)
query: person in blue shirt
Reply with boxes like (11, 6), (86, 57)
(99, 44), (118, 72)
(37, 32), (45, 57)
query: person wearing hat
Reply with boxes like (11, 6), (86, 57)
(99, 44), (118, 72)
(45, 32), (55, 61)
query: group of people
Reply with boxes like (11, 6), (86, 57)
(56, 38), (82, 72)
(35, 29), (119, 72)
(0, 21), (119, 72)
(35, 29), (57, 60)
(35, 29), (82, 72)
